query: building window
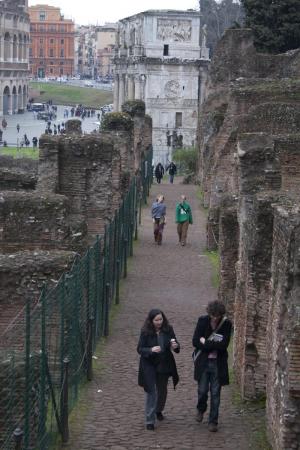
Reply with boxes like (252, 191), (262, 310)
(39, 11), (46, 21)
(50, 26), (56, 32)
(40, 38), (43, 44)
(60, 49), (64, 57)
(49, 48), (54, 57)
(50, 61), (54, 65)
(50, 38), (54, 44)
(60, 26), (65, 32)
(60, 61), (64, 65)
(39, 25), (44, 32)
(175, 112), (182, 128)
(39, 48), (44, 57)
(50, 68), (53, 73)
(163, 44), (169, 56)
(29, 48), (32, 57)
(61, 39), (64, 44)
(60, 68), (64, 75)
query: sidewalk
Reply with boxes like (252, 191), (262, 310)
(64, 180), (252, 450)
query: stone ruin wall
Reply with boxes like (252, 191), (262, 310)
(198, 29), (300, 449)
(0, 101), (152, 446)
(0, 102), (152, 331)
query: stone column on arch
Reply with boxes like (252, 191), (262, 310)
(8, 91), (13, 115)
(119, 74), (125, 110)
(127, 75), (135, 100)
(113, 74), (120, 111)
(134, 75), (141, 100)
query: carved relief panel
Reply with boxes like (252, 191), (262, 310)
(157, 19), (192, 42)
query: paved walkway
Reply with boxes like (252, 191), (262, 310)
(65, 180), (252, 450)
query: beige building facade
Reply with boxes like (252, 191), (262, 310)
(0, 0), (30, 116)
(114, 10), (209, 164)
(95, 24), (116, 78)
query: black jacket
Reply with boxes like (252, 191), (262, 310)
(137, 327), (180, 393)
(192, 315), (232, 386)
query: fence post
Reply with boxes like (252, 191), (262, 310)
(123, 238), (128, 278)
(61, 357), (70, 444)
(104, 282), (110, 337)
(13, 428), (23, 450)
(86, 317), (94, 381)
(39, 285), (47, 442)
(24, 297), (31, 450)
(116, 259), (120, 305)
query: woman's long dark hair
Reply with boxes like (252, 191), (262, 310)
(141, 308), (171, 334)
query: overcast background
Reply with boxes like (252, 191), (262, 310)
(28, 0), (199, 25)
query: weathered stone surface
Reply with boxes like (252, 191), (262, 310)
(198, 28), (300, 449)
(0, 155), (38, 191)
(267, 203), (300, 450)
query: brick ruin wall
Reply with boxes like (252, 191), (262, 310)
(0, 155), (38, 191)
(0, 106), (151, 315)
(198, 29), (300, 449)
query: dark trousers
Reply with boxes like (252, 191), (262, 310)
(177, 221), (189, 244)
(197, 359), (221, 424)
(145, 373), (169, 424)
(156, 176), (162, 184)
(154, 219), (164, 244)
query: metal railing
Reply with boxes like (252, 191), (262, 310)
(0, 148), (153, 450)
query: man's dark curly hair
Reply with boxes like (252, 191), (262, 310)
(207, 300), (226, 317)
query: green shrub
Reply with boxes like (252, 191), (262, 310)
(172, 147), (198, 174)
(101, 112), (133, 131)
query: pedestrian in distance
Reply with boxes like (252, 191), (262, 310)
(16, 123), (20, 133)
(192, 300), (232, 432)
(154, 162), (164, 184)
(151, 194), (166, 245)
(175, 195), (193, 246)
(2, 118), (7, 129)
(166, 161), (177, 184)
(137, 309), (180, 430)
(32, 137), (38, 148)
(0, 128), (3, 142)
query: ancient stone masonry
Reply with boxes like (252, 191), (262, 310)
(0, 106), (151, 309)
(198, 29), (300, 449)
(0, 155), (38, 191)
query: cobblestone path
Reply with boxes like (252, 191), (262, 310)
(65, 180), (253, 450)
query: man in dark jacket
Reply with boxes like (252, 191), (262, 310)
(192, 300), (232, 432)
(166, 161), (177, 184)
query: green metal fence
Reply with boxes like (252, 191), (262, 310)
(0, 149), (153, 450)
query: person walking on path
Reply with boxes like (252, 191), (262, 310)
(176, 194), (193, 246)
(137, 309), (180, 430)
(192, 300), (232, 432)
(2, 118), (7, 129)
(151, 194), (166, 245)
(154, 163), (164, 184)
(16, 123), (20, 133)
(166, 161), (177, 184)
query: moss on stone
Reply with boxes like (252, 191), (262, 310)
(101, 112), (134, 131)
(121, 100), (146, 117)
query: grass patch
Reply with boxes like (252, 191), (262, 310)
(205, 250), (220, 288)
(29, 82), (113, 109)
(0, 146), (39, 159)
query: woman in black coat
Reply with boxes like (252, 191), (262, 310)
(137, 309), (180, 430)
(192, 300), (232, 432)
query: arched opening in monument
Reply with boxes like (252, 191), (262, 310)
(18, 85), (22, 111)
(4, 32), (11, 61)
(13, 35), (17, 60)
(3, 86), (10, 115)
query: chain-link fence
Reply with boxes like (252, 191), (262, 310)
(0, 149), (153, 450)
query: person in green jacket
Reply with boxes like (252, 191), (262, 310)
(175, 195), (193, 246)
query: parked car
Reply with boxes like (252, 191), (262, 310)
(31, 102), (45, 112)
(37, 112), (57, 121)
